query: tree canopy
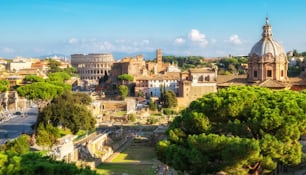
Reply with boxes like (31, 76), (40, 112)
(117, 74), (134, 81)
(16, 82), (65, 101)
(0, 151), (98, 175)
(47, 72), (71, 82)
(23, 75), (44, 83)
(0, 80), (9, 93)
(156, 86), (306, 174)
(47, 59), (62, 73)
(162, 56), (207, 70)
(119, 85), (128, 100)
(163, 90), (177, 108)
(38, 91), (95, 134)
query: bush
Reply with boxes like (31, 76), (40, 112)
(163, 108), (176, 115)
(127, 114), (136, 122)
(147, 116), (158, 124)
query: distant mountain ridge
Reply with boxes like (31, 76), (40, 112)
(37, 51), (160, 61)
(35, 50), (187, 61)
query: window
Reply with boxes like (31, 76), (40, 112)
(281, 70), (284, 77)
(254, 70), (257, 77)
(267, 70), (272, 77)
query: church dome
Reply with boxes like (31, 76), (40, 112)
(249, 18), (286, 57)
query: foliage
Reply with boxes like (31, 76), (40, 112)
(147, 116), (158, 124)
(149, 99), (157, 111)
(23, 75), (44, 83)
(157, 86), (306, 174)
(63, 67), (77, 76)
(99, 71), (109, 85)
(127, 114), (136, 122)
(164, 90), (177, 108)
(0, 80), (9, 93)
(216, 57), (248, 74)
(36, 123), (60, 148)
(0, 135), (30, 155)
(47, 72), (71, 83)
(47, 58), (77, 76)
(163, 108), (176, 115)
(160, 85), (177, 108)
(162, 56), (208, 70)
(47, 59), (62, 73)
(137, 90), (143, 97)
(119, 85), (128, 100)
(16, 82), (65, 101)
(38, 91), (96, 134)
(0, 152), (98, 175)
(117, 74), (134, 81)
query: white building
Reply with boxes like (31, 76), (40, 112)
(148, 73), (180, 97)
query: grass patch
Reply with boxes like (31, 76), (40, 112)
(111, 144), (155, 163)
(73, 129), (96, 141)
(96, 164), (156, 175)
(58, 128), (72, 136)
(113, 111), (126, 117)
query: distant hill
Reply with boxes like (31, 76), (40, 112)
(112, 51), (157, 60)
(38, 54), (70, 59)
(36, 51), (177, 61)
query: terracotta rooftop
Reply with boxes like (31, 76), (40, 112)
(217, 74), (292, 89)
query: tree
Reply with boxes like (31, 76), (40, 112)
(117, 74), (134, 87)
(63, 67), (77, 76)
(156, 86), (306, 174)
(0, 134), (30, 155)
(0, 80), (9, 93)
(164, 90), (177, 108)
(47, 72), (71, 82)
(36, 123), (60, 149)
(23, 75), (44, 83)
(149, 98), (157, 111)
(0, 152), (98, 175)
(117, 74), (134, 82)
(16, 82), (67, 144)
(38, 91), (96, 134)
(47, 59), (61, 73)
(16, 82), (65, 103)
(119, 85), (128, 100)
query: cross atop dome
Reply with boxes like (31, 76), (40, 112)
(266, 17), (269, 25)
(262, 17), (272, 39)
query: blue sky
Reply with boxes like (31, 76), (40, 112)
(0, 0), (306, 59)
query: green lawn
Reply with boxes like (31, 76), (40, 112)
(96, 164), (156, 175)
(111, 145), (155, 163)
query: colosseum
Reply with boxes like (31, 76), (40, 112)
(71, 53), (114, 81)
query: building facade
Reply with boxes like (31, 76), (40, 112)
(178, 67), (217, 106)
(248, 18), (288, 82)
(71, 53), (114, 81)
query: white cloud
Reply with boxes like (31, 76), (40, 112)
(173, 29), (208, 48)
(1, 47), (14, 53)
(229, 34), (242, 45)
(174, 37), (185, 44)
(188, 29), (205, 41)
(67, 38), (79, 44)
(63, 38), (156, 54)
(188, 29), (208, 47)
(211, 38), (217, 44)
(141, 39), (150, 45)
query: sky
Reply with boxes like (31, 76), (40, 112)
(0, 0), (306, 59)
